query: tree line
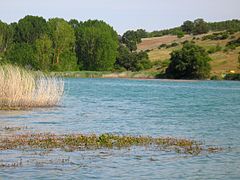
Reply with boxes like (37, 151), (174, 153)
(121, 19), (240, 51)
(0, 15), (151, 72)
(0, 16), (239, 79)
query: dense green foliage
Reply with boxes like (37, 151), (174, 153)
(13, 16), (48, 44)
(0, 16), (121, 71)
(181, 19), (209, 35)
(75, 20), (118, 71)
(0, 20), (13, 54)
(208, 19), (240, 32)
(6, 43), (37, 68)
(122, 30), (143, 51)
(3, 16), (78, 71)
(224, 74), (240, 80)
(0, 16), (240, 77)
(34, 35), (53, 70)
(115, 45), (152, 71)
(48, 18), (77, 71)
(181, 20), (194, 34)
(166, 43), (211, 79)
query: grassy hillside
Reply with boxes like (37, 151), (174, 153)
(137, 32), (240, 77)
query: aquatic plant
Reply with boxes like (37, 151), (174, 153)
(0, 64), (64, 109)
(0, 133), (222, 155)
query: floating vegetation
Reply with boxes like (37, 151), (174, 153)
(0, 64), (64, 110)
(0, 133), (222, 155)
(0, 159), (23, 168)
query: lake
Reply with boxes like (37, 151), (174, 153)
(0, 78), (240, 179)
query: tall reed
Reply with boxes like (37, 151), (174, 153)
(0, 64), (64, 109)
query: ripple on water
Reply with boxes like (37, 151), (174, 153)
(0, 78), (240, 179)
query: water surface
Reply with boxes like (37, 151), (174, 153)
(1, 78), (240, 179)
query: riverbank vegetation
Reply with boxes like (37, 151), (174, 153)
(1, 16), (240, 79)
(0, 64), (64, 109)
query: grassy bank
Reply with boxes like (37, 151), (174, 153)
(0, 64), (64, 110)
(50, 71), (159, 79)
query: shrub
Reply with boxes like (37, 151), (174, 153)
(158, 44), (167, 49)
(226, 38), (240, 49)
(176, 31), (184, 38)
(166, 42), (179, 48)
(207, 45), (222, 54)
(166, 43), (211, 79)
(224, 74), (240, 80)
(202, 32), (229, 41)
(210, 75), (222, 80)
(115, 45), (152, 71)
(0, 64), (64, 109)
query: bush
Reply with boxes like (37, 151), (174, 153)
(158, 44), (167, 49)
(181, 40), (189, 45)
(202, 32), (229, 41)
(166, 43), (211, 79)
(115, 45), (152, 71)
(6, 43), (37, 69)
(176, 31), (184, 38)
(224, 74), (240, 80)
(210, 75), (222, 80)
(226, 38), (240, 49)
(166, 42), (179, 48)
(207, 45), (222, 54)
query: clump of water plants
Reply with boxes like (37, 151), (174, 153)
(0, 64), (64, 109)
(0, 133), (222, 155)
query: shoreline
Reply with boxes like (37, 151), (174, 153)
(50, 71), (240, 81)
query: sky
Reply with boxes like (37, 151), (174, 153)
(0, 0), (240, 34)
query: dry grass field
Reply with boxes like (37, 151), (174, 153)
(138, 32), (240, 76)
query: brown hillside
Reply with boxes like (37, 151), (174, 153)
(137, 32), (240, 76)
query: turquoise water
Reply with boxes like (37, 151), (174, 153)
(1, 78), (240, 179)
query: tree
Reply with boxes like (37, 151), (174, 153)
(35, 35), (53, 70)
(176, 30), (185, 38)
(181, 20), (194, 34)
(193, 19), (209, 35)
(48, 18), (76, 65)
(68, 19), (81, 30)
(166, 43), (211, 79)
(115, 44), (152, 71)
(136, 29), (148, 38)
(0, 20), (13, 53)
(6, 43), (37, 69)
(122, 30), (142, 52)
(75, 20), (118, 71)
(14, 15), (48, 44)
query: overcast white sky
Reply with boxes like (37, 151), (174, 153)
(0, 0), (240, 34)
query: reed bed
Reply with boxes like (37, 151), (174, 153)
(0, 64), (64, 109)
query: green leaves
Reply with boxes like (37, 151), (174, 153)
(115, 45), (152, 71)
(75, 20), (118, 71)
(14, 15), (48, 44)
(0, 20), (13, 53)
(35, 35), (53, 71)
(48, 18), (76, 65)
(166, 43), (211, 79)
